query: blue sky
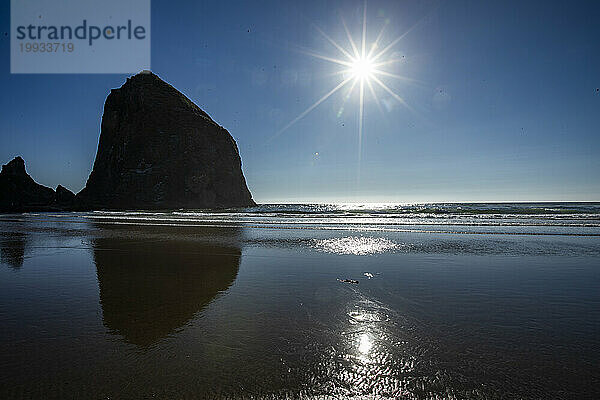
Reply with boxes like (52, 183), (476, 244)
(1, 0), (599, 202)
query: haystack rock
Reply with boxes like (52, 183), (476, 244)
(77, 71), (255, 209)
(0, 157), (55, 211)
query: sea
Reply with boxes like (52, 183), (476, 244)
(1, 202), (599, 399)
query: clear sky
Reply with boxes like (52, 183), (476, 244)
(1, 0), (599, 203)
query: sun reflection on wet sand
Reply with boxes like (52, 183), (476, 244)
(317, 295), (428, 398)
(358, 333), (373, 356)
(313, 236), (398, 255)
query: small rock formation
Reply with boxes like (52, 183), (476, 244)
(0, 157), (55, 211)
(0, 157), (79, 212)
(76, 71), (255, 209)
(55, 184), (75, 207)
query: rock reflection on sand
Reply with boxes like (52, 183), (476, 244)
(0, 231), (28, 269)
(91, 224), (242, 346)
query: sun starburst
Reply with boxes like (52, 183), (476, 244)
(272, 1), (414, 180)
(349, 57), (375, 80)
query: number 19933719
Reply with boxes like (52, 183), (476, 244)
(20, 42), (74, 52)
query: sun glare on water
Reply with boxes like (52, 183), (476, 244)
(313, 236), (398, 255)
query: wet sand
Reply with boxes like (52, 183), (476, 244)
(1, 210), (599, 399)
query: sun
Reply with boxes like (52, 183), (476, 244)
(272, 1), (413, 140)
(272, 0), (415, 183)
(350, 57), (375, 80)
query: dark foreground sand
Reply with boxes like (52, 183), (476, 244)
(1, 211), (599, 399)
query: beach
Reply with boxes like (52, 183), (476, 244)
(1, 203), (599, 399)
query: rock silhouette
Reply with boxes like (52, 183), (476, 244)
(55, 185), (75, 207)
(0, 156), (55, 211)
(77, 71), (255, 209)
(0, 156), (80, 212)
(0, 72), (255, 212)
